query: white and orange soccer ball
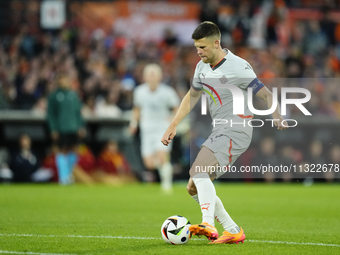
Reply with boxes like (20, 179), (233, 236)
(161, 215), (191, 245)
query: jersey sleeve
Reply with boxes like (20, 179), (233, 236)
(191, 61), (203, 91)
(235, 61), (264, 94)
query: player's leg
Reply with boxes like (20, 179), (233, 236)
(206, 135), (249, 244)
(188, 146), (219, 239)
(153, 131), (173, 192)
(141, 154), (158, 182)
(66, 133), (79, 181)
(142, 155), (155, 171)
(188, 132), (248, 243)
(56, 134), (73, 185)
(155, 150), (173, 192)
(187, 177), (240, 235)
(141, 132), (173, 192)
(141, 131), (159, 182)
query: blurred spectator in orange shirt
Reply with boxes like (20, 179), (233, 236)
(42, 145), (59, 183)
(95, 140), (136, 184)
(42, 143), (96, 184)
(73, 144), (97, 184)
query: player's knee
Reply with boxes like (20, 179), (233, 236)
(189, 166), (203, 178)
(157, 151), (169, 165)
(143, 160), (154, 170)
(186, 182), (197, 196)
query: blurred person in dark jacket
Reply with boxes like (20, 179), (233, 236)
(47, 72), (86, 185)
(10, 134), (39, 182)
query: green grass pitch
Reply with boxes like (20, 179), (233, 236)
(0, 182), (339, 255)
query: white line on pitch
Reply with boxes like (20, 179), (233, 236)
(0, 251), (76, 255)
(246, 239), (340, 247)
(1, 233), (339, 248)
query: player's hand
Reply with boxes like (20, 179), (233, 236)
(161, 125), (176, 146)
(274, 116), (289, 130)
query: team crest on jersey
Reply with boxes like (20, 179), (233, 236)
(219, 75), (228, 84)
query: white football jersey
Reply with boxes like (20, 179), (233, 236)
(133, 83), (180, 131)
(192, 49), (263, 136)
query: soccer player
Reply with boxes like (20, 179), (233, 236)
(161, 21), (288, 244)
(130, 64), (180, 193)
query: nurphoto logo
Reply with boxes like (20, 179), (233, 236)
(199, 82), (312, 128)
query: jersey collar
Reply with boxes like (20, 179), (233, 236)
(210, 49), (228, 71)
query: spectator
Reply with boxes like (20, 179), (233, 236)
(0, 85), (11, 110)
(253, 137), (279, 182)
(0, 147), (12, 183)
(320, 8), (337, 46)
(284, 46), (304, 78)
(95, 140), (137, 185)
(81, 95), (96, 118)
(95, 88), (122, 118)
(307, 140), (326, 165)
(16, 75), (38, 110)
(73, 144), (97, 185)
(32, 97), (47, 117)
(10, 134), (39, 182)
(47, 72), (86, 184)
(304, 21), (328, 57)
(42, 144), (59, 183)
(278, 145), (295, 182)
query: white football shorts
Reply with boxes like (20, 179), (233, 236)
(140, 130), (172, 158)
(202, 128), (252, 178)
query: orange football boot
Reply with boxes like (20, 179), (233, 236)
(209, 227), (245, 244)
(189, 222), (219, 240)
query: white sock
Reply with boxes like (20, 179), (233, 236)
(215, 196), (240, 234)
(191, 194), (240, 234)
(158, 162), (172, 191)
(192, 173), (216, 226)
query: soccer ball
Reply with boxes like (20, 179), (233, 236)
(161, 215), (191, 245)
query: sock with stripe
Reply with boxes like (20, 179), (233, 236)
(191, 194), (240, 234)
(192, 173), (216, 226)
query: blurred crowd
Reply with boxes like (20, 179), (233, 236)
(1, 0), (340, 183)
(237, 137), (340, 182)
(0, 134), (137, 184)
(1, 1), (340, 117)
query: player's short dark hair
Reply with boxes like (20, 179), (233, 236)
(191, 21), (221, 40)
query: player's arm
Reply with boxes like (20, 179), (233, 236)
(161, 87), (202, 146)
(255, 86), (288, 130)
(129, 106), (140, 134)
(169, 106), (179, 121)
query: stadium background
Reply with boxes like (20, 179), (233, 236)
(0, 0), (340, 183)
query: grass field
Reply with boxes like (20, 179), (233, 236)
(0, 182), (339, 255)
